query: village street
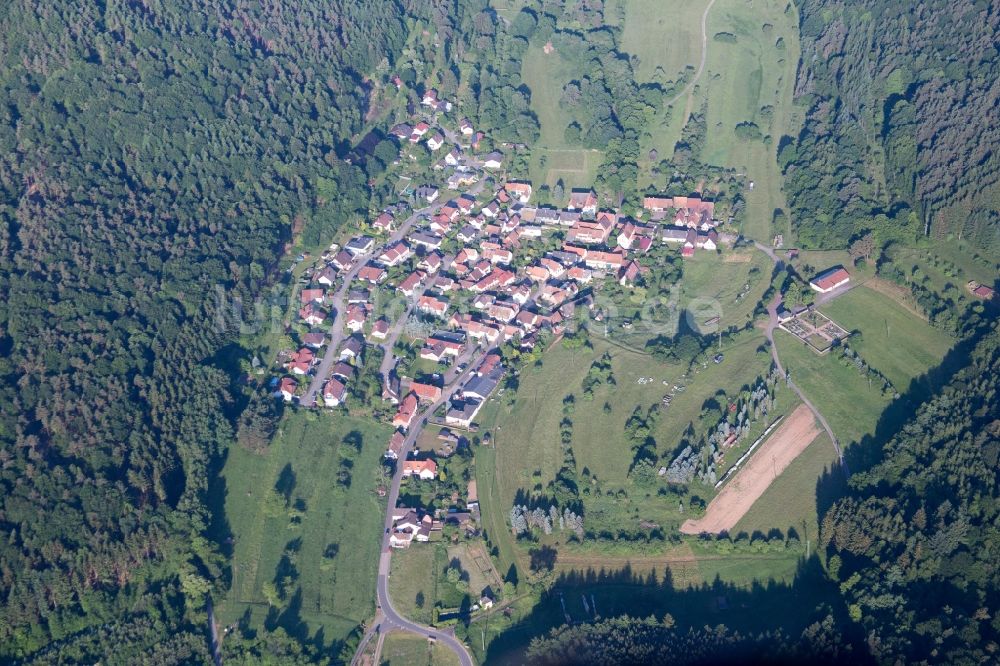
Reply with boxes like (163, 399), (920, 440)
(302, 180), (485, 407)
(351, 350), (489, 666)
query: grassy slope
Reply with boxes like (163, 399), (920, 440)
(520, 44), (603, 191)
(820, 286), (955, 390)
(698, 0), (801, 242)
(218, 412), (391, 646)
(620, 0), (707, 81)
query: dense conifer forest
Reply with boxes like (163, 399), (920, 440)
(781, 0), (1000, 251)
(0, 0), (406, 660)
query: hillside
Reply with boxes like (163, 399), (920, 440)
(782, 0), (1000, 251)
(0, 0), (406, 661)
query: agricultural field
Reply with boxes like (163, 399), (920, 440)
(820, 286), (955, 390)
(475, 328), (804, 577)
(734, 431), (841, 541)
(216, 412), (392, 649)
(380, 631), (460, 666)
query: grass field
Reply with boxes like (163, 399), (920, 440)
(619, 0), (708, 82)
(388, 544), (439, 625)
(820, 286), (955, 390)
(217, 412), (392, 651)
(380, 631), (459, 666)
(698, 0), (802, 242)
(678, 249), (773, 329)
(734, 432), (840, 540)
(775, 330), (891, 449)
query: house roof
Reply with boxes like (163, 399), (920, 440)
(811, 267), (851, 290)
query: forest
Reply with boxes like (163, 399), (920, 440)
(0, 0), (407, 661)
(781, 0), (1000, 251)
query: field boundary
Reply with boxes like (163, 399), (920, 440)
(680, 404), (820, 534)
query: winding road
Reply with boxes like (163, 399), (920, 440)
(351, 350), (488, 666)
(664, 0), (718, 109)
(754, 241), (848, 474)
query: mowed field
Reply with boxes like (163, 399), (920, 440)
(217, 412), (392, 648)
(681, 404), (820, 534)
(820, 285), (955, 390)
(519, 44), (603, 191)
(381, 631), (460, 666)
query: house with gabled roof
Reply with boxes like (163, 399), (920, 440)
(299, 303), (327, 327)
(357, 264), (387, 285)
(398, 270), (426, 297)
(410, 380), (443, 403)
(276, 377), (298, 402)
(505, 181), (532, 203)
(322, 378), (347, 407)
(417, 294), (449, 317)
(567, 189), (598, 215)
(385, 430), (406, 460)
(373, 212), (395, 233)
(403, 459), (438, 480)
(378, 241), (412, 267)
(393, 392), (419, 430)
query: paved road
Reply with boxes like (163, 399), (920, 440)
(207, 596), (222, 666)
(301, 203), (438, 405)
(352, 351), (489, 666)
(754, 241), (848, 473)
(664, 0), (718, 109)
(303, 181), (485, 406)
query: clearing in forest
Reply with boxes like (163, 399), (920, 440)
(680, 404), (820, 534)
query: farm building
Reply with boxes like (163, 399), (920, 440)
(809, 267), (851, 293)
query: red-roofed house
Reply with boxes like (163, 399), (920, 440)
(373, 212), (395, 233)
(385, 430), (406, 460)
(567, 189), (598, 215)
(402, 459), (438, 480)
(276, 377), (297, 402)
(357, 264), (387, 285)
(417, 294), (449, 317)
(505, 181), (533, 203)
(322, 378), (347, 407)
(809, 267), (851, 294)
(393, 393), (419, 430)
(410, 381), (442, 403)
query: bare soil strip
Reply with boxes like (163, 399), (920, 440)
(680, 404), (820, 534)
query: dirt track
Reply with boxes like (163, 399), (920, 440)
(680, 404), (820, 535)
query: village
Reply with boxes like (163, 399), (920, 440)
(273, 85), (732, 536)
